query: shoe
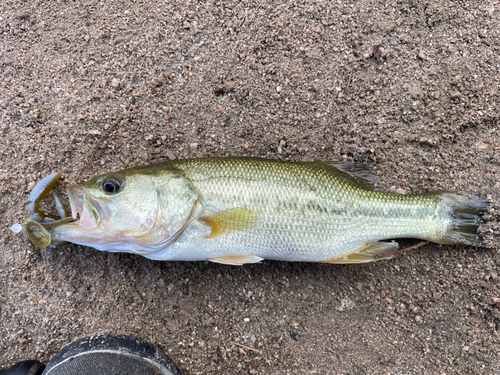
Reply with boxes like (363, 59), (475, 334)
(0, 360), (45, 375)
(42, 333), (181, 375)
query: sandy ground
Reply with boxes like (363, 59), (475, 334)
(1, 0), (500, 373)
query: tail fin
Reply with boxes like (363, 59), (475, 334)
(435, 193), (487, 247)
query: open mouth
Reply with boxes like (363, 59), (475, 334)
(50, 185), (112, 246)
(66, 185), (105, 230)
(67, 185), (85, 220)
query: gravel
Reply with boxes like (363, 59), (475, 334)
(1, 0), (499, 374)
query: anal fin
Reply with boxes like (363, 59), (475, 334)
(207, 255), (264, 265)
(323, 241), (398, 264)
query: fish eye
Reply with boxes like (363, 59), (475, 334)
(102, 177), (122, 194)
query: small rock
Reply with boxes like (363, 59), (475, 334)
(415, 315), (422, 322)
(5, 66), (17, 75)
(490, 297), (500, 306)
(475, 141), (488, 150)
(190, 142), (199, 149)
(433, 292), (442, 300)
(110, 78), (120, 89)
(417, 52), (427, 60)
(243, 317), (250, 322)
(337, 298), (355, 312)
(16, 10), (30, 19)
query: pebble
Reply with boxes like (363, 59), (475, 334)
(337, 298), (355, 311)
(110, 78), (120, 88)
(243, 318), (250, 322)
(475, 141), (488, 150)
(415, 315), (422, 322)
(5, 66), (17, 75)
(16, 10), (30, 19)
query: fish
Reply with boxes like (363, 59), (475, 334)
(28, 158), (486, 265)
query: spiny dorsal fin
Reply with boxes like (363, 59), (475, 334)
(300, 162), (380, 190)
(199, 206), (259, 239)
(322, 241), (398, 264)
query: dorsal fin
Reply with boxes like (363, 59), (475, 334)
(300, 162), (380, 190)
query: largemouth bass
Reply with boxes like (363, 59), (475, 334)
(27, 158), (486, 265)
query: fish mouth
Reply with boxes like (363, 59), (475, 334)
(67, 185), (85, 220)
(66, 185), (111, 230)
(51, 185), (113, 245)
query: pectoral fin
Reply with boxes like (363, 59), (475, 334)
(199, 207), (259, 239)
(323, 241), (398, 264)
(207, 255), (264, 265)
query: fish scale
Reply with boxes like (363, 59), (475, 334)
(160, 159), (466, 262)
(44, 157), (486, 264)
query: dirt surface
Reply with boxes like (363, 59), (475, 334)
(1, 0), (500, 373)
